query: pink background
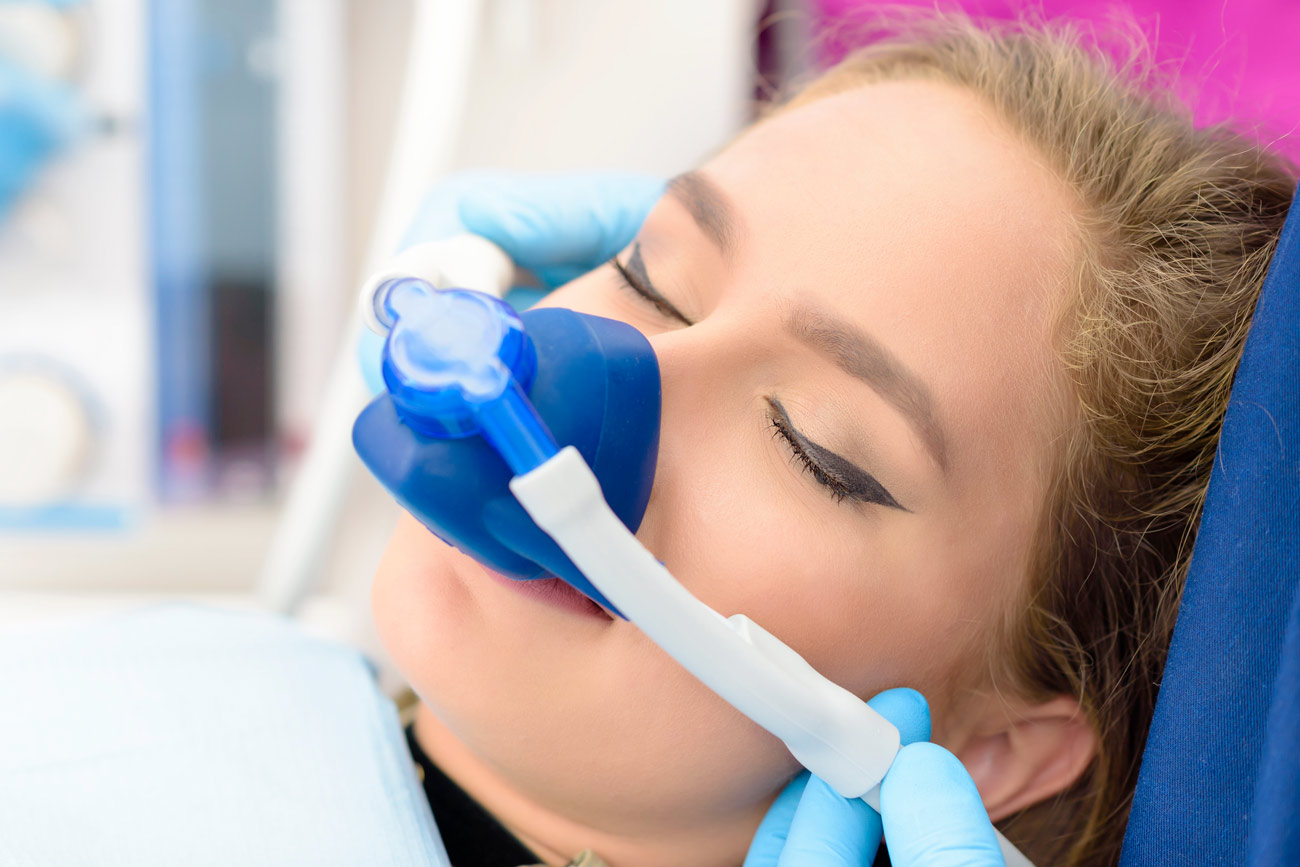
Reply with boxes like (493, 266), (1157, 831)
(811, 0), (1300, 162)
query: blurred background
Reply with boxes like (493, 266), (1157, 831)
(1, 0), (1295, 645)
(0, 0), (780, 644)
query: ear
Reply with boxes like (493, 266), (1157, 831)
(950, 695), (1097, 821)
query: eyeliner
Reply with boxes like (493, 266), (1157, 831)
(768, 397), (907, 511)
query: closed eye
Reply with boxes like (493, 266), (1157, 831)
(608, 243), (694, 326)
(767, 398), (907, 511)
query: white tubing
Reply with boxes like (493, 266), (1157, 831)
(999, 829), (1035, 866)
(358, 235), (517, 334)
(258, 0), (485, 613)
(511, 447), (899, 796)
(257, 315), (371, 613)
(363, 0), (486, 270)
(512, 446), (1034, 867)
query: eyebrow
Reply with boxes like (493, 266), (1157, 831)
(786, 306), (949, 473)
(666, 171), (740, 256)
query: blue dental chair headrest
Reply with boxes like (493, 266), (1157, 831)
(1120, 181), (1300, 864)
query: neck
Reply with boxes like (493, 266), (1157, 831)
(413, 704), (763, 867)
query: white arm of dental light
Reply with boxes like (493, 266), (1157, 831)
(512, 447), (1035, 867)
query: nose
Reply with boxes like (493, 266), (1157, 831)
(353, 296), (662, 612)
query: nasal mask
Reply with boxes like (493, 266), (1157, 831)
(353, 235), (1031, 867)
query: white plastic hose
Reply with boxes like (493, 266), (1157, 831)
(358, 235), (517, 334)
(258, 0), (487, 613)
(512, 446), (1034, 867)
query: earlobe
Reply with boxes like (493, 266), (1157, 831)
(952, 695), (1097, 821)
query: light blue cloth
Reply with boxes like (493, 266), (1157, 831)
(0, 605), (448, 867)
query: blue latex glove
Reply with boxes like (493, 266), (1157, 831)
(359, 170), (665, 394)
(745, 690), (1005, 867)
(0, 55), (86, 220)
(451, 170), (665, 290)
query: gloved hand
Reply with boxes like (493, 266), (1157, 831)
(426, 170), (665, 290)
(744, 689), (1005, 867)
(359, 170), (665, 393)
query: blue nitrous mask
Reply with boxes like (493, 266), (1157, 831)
(352, 269), (660, 615)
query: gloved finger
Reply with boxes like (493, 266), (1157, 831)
(778, 775), (882, 867)
(398, 171), (516, 251)
(869, 687), (931, 746)
(880, 743), (1005, 867)
(743, 688), (932, 867)
(742, 773), (811, 867)
(458, 172), (665, 287)
(775, 688), (931, 866)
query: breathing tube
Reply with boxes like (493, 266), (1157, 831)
(352, 235), (1033, 867)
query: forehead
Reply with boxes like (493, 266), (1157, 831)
(699, 78), (1077, 481)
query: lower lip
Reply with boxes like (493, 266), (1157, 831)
(481, 567), (613, 621)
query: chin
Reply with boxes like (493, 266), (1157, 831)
(371, 517), (815, 846)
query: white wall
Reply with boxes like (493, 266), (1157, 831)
(309, 0), (762, 606)
(2, 0), (762, 638)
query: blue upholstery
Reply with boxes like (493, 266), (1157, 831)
(1121, 182), (1300, 865)
(1249, 587), (1300, 861)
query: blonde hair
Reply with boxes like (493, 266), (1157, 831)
(780, 10), (1297, 865)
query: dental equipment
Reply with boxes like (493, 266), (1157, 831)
(0, 52), (87, 220)
(353, 235), (1034, 867)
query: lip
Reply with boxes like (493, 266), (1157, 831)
(481, 565), (614, 621)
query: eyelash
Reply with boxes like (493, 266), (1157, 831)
(768, 412), (855, 504)
(608, 256), (682, 322)
(611, 254), (893, 510)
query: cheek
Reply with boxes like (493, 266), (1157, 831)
(640, 404), (982, 710)
(369, 519), (483, 716)
(372, 517), (806, 823)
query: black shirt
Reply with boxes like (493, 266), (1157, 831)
(406, 724), (541, 867)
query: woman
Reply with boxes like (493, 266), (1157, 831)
(370, 12), (1297, 866)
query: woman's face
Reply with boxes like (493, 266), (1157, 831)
(373, 80), (1079, 863)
